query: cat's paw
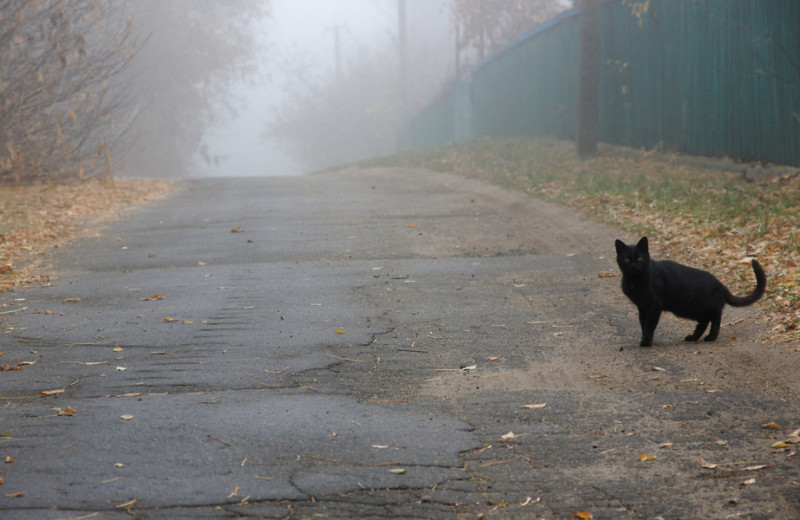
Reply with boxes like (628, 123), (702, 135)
(684, 334), (701, 342)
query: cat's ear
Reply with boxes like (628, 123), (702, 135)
(614, 239), (626, 254)
(636, 236), (649, 252)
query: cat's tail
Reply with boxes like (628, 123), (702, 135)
(725, 259), (766, 307)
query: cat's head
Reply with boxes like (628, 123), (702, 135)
(615, 236), (650, 274)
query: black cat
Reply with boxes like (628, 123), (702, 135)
(615, 237), (766, 347)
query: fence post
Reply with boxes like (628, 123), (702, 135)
(577, 0), (601, 159)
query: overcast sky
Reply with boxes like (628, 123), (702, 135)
(201, 0), (452, 177)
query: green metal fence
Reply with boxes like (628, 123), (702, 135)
(408, 0), (800, 167)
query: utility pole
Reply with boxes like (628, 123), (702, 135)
(577, 0), (600, 159)
(333, 25), (342, 82)
(397, 0), (408, 150)
(398, 0), (408, 113)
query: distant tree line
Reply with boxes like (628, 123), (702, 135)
(0, 0), (266, 182)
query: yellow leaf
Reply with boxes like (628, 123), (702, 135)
(522, 403), (547, 409)
(57, 406), (77, 416)
(762, 421), (780, 429)
(335, 328), (345, 334)
(573, 512), (593, 519)
(639, 453), (657, 461)
(40, 388), (66, 397)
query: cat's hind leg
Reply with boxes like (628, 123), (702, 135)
(685, 320), (709, 342)
(703, 312), (722, 342)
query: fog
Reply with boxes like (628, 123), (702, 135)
(199, 0), (455, 177)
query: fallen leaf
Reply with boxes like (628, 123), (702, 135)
(499, 431), (517, 442)
(597, 271), (618, 278)
(699, 458), (717, 469)
(0, 476), (4, 484)
(0, 364), (22, 371)
(639, 453), (657, 461)
(4, 491), (23, 498)
(650, 366), (666, 372)
(334, 328), (345, 334)
(740, 477), (756, 486)
(227, 486), (239, 498)
(230, 226), (244, 233)
(372, 445), (389, 449)
(120, 414), (133, 421)
(181, 320), (192, 325)
(115, 498), (137, 514)
(388, 468), (407, 474)
(745, 464), (769, 471)
(139, 293), (165, 301)
(40, 388), (66, 397)
(113, 346), (123, 352)
(63, 298), (80, 303)
(115, 366), (127, 372)
(163, 317), (178, 322)
(4, 456), (14, 463)
(659, 442), (673, 449)
(522, 403), (547, 409)
(57, 406), (77, 416)
(573, 512), (593, 519)
(762, 421), (780, 429)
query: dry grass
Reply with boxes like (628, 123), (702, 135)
(0, 178), (172, 292)
(364, 137), (800, 343)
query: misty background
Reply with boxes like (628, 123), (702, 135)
(201, 0), (571, 177)
(203, 0), (455, 177)
(0, 0), (570, 183)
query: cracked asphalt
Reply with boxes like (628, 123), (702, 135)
(0, 167), (798, 519)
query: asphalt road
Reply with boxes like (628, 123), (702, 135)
(0, 167), (797, 519)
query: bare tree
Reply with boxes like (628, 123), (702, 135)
(119, 0), (268, 177)
(451, 0), (565, 66)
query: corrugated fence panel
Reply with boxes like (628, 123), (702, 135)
(408, 0), (800, 166)
(408, 85), (457, 149)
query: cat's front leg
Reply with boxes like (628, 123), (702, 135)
(638, 306), (660, 347)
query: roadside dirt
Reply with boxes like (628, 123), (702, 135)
(0, 178), (172, 292)
(352, 167), (799, 402)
